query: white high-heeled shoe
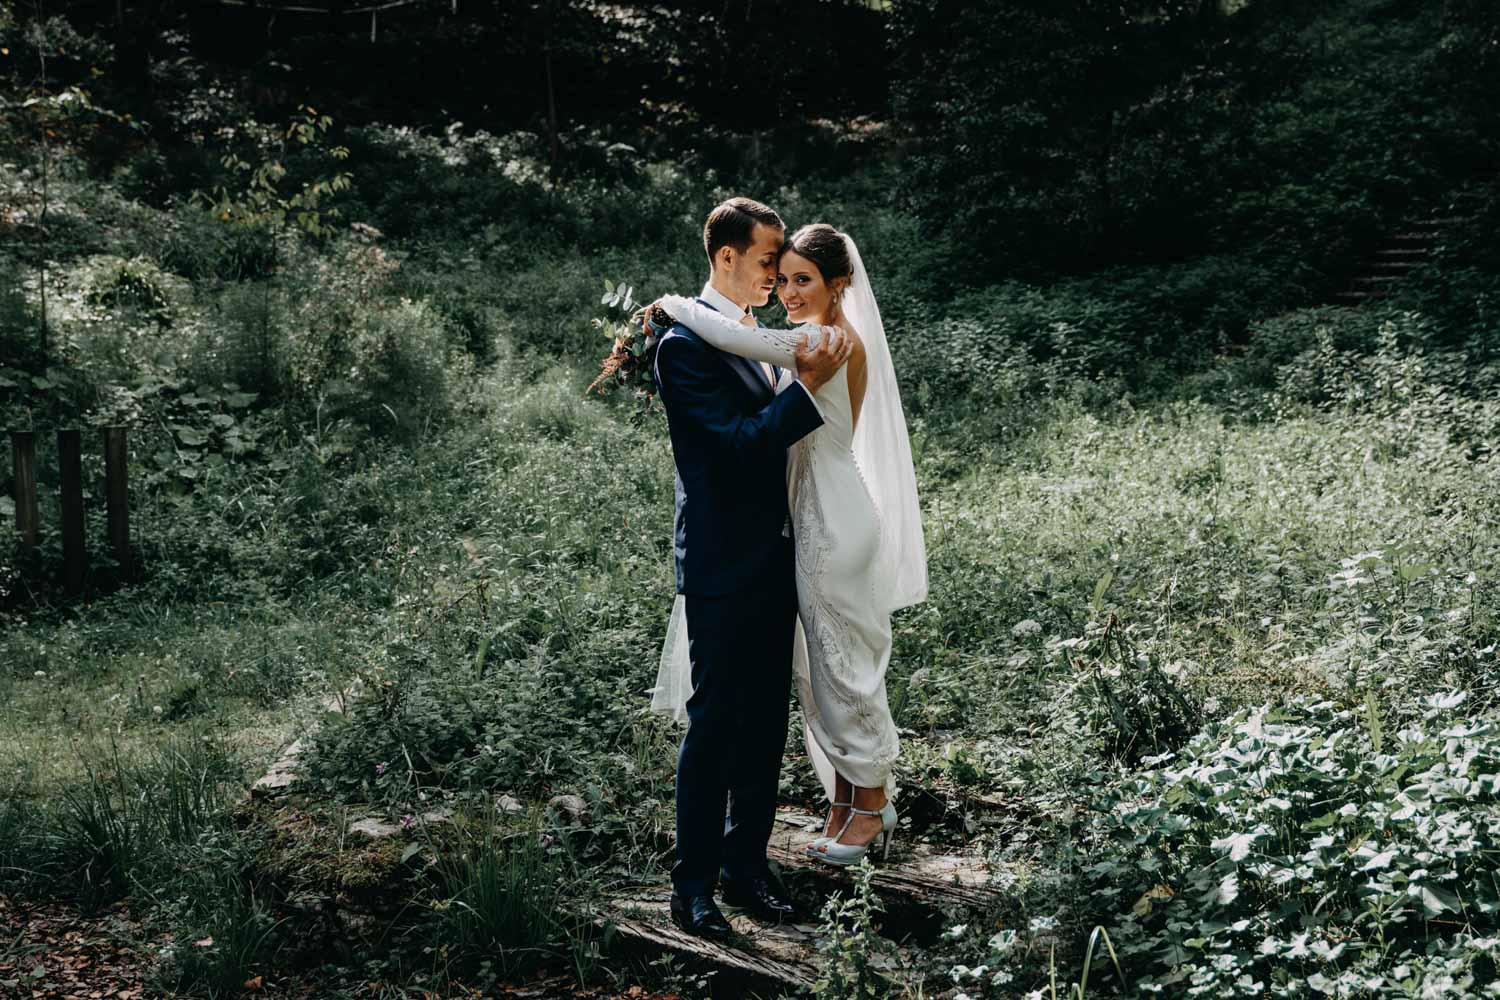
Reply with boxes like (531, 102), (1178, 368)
(813, 801), (898, 867)
(806, 800), (853, 855)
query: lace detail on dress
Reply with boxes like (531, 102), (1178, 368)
(790, 360), (903, 789)
(793, 440), (826, 583)
(657, 295), (813, 367)
(794, 436), (885, 737)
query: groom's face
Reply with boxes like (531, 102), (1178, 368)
(726, 222), (785, 309)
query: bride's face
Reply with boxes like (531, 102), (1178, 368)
(776, 249), (832, 325)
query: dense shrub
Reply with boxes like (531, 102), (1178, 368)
(1083, 695), (1500, 998)
(884, 0), (1490, 381)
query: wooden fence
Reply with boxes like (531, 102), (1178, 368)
(9, 428), (131, 595)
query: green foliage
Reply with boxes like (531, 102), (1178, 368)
(420, 803), (572, 985)
(150, 828), (289, 996)
(0, 736), (247, 905)
(891, 0), (1233, 277)
(888, 0), (1487, 358)
(1057, 613), (1201, 766)
(300, 366), (674, 807)
(147, 200), (283, 283)
(813, 858), (893, 1000)
(193, 105), (352, 238)
(1388, 181), (1500, 354)
(0, 252), (191, 428)
(2, 7), (1499, 997)
(1084, 695), (1500, 997)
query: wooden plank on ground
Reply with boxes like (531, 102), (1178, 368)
(767, 809), (1004, 918)
(603, 896), (821, 992)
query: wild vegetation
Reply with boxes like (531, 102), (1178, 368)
(2, 1), (1498, 997)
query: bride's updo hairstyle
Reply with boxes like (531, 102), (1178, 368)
(781, 223), (853, 321)
(782, 223), (852, 284)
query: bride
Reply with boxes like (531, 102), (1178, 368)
(651, 223), (928, 865)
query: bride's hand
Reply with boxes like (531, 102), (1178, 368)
(643, 299), (674, 338)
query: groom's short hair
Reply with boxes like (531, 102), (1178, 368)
(704, 197), (784, 265)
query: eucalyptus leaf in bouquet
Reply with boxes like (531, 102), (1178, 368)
(588, 279), (670, 422)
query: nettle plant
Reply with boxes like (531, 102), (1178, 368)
(1082, 694), (1500, 998)
(1054, 612), (1201, 767)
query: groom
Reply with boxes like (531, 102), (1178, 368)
(654, 197), (851, 939)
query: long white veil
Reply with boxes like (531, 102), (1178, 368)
(650, 234), (928, 802)
(842, 234), (928, 614)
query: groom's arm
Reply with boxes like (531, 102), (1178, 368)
(656, 334), (823, 456)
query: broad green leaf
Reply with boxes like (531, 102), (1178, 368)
(1092, 569), (1114, 606)
(1412, 884), (1460, 915)
(1200, 871), (1238, 906)
(1210, 831), (1257, 862)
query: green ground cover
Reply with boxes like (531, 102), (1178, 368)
(2, 8), (1499, 987)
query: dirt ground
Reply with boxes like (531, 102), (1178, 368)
(0, 895), (683, 1000)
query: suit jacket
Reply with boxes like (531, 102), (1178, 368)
(655, 300), (824, 597)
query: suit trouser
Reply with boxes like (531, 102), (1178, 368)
(671, 575), (797, 897)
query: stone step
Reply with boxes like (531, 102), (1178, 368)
(248, 686), (357, 801)
(1373, 247), (1432, 258)
(1365, 261), (1421, 273)
(1351, 275), (1404, 285)
(1331, 290), (1392, 304)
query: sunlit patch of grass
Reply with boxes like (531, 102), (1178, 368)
(0, 601), (366, 792)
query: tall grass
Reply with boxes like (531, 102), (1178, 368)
(2, 735), (242, 905)
(420, 802), (574, 984)
(153, 839), (290, 997)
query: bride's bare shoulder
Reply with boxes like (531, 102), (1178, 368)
(840, 321), (867, 367)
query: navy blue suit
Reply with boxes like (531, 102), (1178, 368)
(654, 305), (823, 897)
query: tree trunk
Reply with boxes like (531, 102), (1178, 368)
(544, 26), (560, 180)
(36, 43), (49, 367)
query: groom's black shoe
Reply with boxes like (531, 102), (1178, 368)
(720, 871), (798, 924)
(669, 892), (733, 940)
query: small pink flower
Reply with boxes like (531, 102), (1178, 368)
(400, 814), (415, 829)
(375, 762), (388, 776)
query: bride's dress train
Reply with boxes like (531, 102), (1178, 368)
(651, 293), (905, 802)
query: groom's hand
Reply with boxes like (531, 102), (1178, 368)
(795, 325), (851, 395)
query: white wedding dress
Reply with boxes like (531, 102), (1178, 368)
(650, 236), (928, 804)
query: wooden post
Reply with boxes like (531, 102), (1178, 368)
(57, 428), (85, 596)
(11, 431), (39, 556)
(370, 9), (377, 41)
(104, 427), (130, 579)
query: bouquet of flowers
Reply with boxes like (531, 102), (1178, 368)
(588, 279), (672, 420)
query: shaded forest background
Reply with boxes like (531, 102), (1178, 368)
(6, 0), (1500, 395)
(3, 2), (1500, 998)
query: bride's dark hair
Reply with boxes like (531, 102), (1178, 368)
(780, 223), (852, 284)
